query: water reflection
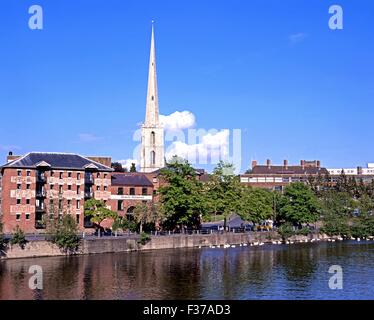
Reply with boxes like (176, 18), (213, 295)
(1, 242), (374, 300)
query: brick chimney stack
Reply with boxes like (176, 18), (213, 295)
(317, 160), (321, 168)
(284, 160), (288, 170)
(266, 159), (271, 169)
(300, 160), (305, 170)
(251, 160), (258, 169)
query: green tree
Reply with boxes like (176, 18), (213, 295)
(159, 156), (208, 230)
(320, 190), (354, 217)
(10, 226), (27, 249)
(133, 202), (160, 233)
(278, 183), (320, 226)
(47, 214), (80, 253)
(130, 163), (137, 173)
(240, 187), (274, 223)
(111, 162), (128, 173)
(206, 161), (242, 230)
(84, 199), (118, 237)
(358, 194), (374, 216)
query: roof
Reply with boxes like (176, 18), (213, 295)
(1, 152), (113, 171)
(111, 173), (154, 187)
(249, 165), (328, 176)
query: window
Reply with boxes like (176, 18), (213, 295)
(76, 214), (80, 224)
(26, 171), (31, 177)
(27, 184), (31, 190)
(16, 198), (21, 205)
(151, 132), (156, 145)
(68, 185), (72, 190)
(77, 173), (81, 180)
(153, 190), (157, 196)
(50, 184), (54, 190)
(77, 200), (80, 210)
(26, 213), (30, 220)
(59, 172), (63, 179)
(26, 199), (30, 205)
(51, 171), (55, 177)
(130, 188), (135, 196)
(59, 185), (63, 194)
(16, 213), (21, 221)
(17, 184), (21, 190)
(151, 151), (156, 165)
(59, 200), (63, 210)
(17, 170), (22, 176)
(104, 186), (107, 191)
(104, 174), (107, 179)
(67, 200), (71, 208)
(77, 185), (80, 195)
(118, 187), (124, 195)
(117, 200), (124, 211)
(97, 173), (100, 178)
(96, 186), (100, 191)
(142, 188), (148, 196)
(68, 172), (72, 178)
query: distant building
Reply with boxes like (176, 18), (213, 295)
(327, 163), (374, 183)
(240, 159), (328, 191)
(0, 152), (113, 233)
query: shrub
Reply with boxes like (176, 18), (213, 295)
(10, 226), (27, 249)
(297, 227), (311, 236)
(47, 215), (80, 253)
(278, 223), (295, 240)
(321, 214), (350, 237)
(138, 232), (151, 245)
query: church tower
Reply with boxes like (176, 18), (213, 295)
(140, 23), (165, 173)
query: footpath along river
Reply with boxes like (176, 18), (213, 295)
(0, 241), (373, 300)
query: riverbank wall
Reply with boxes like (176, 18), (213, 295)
(0, 232), (330, 260)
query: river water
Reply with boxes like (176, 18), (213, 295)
(1, 241), (374, 300)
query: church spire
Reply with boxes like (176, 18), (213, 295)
(144, 21), (159, 126)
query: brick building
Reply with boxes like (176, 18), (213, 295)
(240, 159), (328, 191)
(0, 152), (113, 233)
(110, 173), (154, 219)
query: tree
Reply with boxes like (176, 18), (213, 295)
(46, 214), (80, 253)
(278, 183), (320, 226)
(130, 163), (137, 173)
(111, 162), (128, 173)
(10, 226), (27, 249)
(84, 199), (118, 237)
(358, 194), (374, 216)
(206, 161), (242, 230)
(133, 202), (161, 233)
(239, 187), (274, 223)
(159, 156), (208, 230)
(320, 190), (354, 217)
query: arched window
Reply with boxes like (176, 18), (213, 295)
(151, 151), (156, 165)
(151, 131), (156, 145)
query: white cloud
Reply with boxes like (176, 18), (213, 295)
(77, 133), (103, 143)
(160, 111), (196, 131)
(289, 32), (308, 44)
(117, 159), (139, 170)
(165, 129), (230, 165)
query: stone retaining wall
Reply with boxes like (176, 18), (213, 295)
(0, 232), (328, 260)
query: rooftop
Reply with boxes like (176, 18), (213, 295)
(1, 152), (113, 172)
(111, 173), (153, 187)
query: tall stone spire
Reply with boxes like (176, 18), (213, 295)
(145, 22), (159, 126)
(140, 22), (165, 173)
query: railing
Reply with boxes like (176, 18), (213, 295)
(84, 192), (94, 199)
(36, 190), (47, 198)
(36, 204), (46, 211)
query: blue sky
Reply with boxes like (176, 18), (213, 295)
(0, 0), (373, 172)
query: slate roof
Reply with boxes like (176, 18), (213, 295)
(250, 165), (328, 175)
(1, 152), (113, 171)
(111, 173), (153, 187)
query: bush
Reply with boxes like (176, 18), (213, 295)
(321, 214), (350, 237)
(138, 232), (151, 245)
(47, 215), (80, 253)
(297, 227), (311, 236)
(10, 226), (27, 249)
(278, 223), (295, 240)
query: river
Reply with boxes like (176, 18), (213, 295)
(1, 241), (373, 300)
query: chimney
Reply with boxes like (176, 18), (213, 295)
(317, 160), (321, 168)
(284, 160), (288, 170)
(251, 160), (258, 169)
(300, 160), (305, 170)
(266, 159), (271, 169)
(8, 151), (13, 156)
